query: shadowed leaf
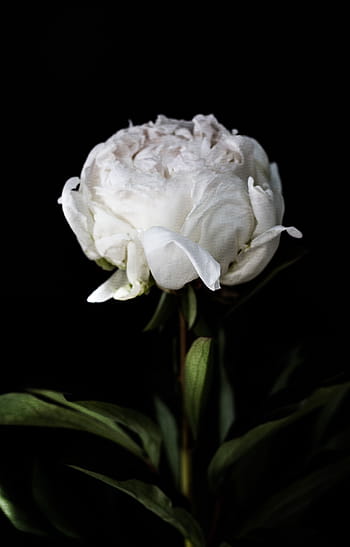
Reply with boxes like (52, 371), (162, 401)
(0, 391), (158, 465)
(154, 396), (180, 486)
(270, 345), (304, 395)
(237, 456), (350, 536)
(208, 382), (350, 491)
(73, 399), (161, 468)
(218, 328), (235, 442)
(224, 246), (307, 319)
(181, 285), (197, 329)
(0, 484), (49, 537)
(29, 390), (161, 468)
(144, 291), (176, 331)
(307, 383), (349, 459)
(69, 466), (205, 547)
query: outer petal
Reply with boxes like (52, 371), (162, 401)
(87, 239), (150, 302)
(92, 208), (135, 267)
(182, 174), (254, 276)
(270, 163), (285, 223)
(124, 239), (150, 294)
(87, 269), (148, 302)
(248, 176), (278, 237)
(221, 225), (303, 286)
(87, 269), (128, 303)
(81, 142), (112, 180)
(59, 177), (98, 260)
(249, 225), (302, 248)
(141, 226), (221, 291)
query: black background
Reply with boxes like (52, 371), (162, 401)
(2, 7), (347, 546)
(5, 7), (343, 389)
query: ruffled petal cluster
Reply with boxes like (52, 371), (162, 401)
(59, 115), (302, 301)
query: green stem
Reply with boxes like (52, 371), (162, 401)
(179, 308), (193, 547)
(180, 416), (191, 501)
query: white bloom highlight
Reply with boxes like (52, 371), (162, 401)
(59, 114), (302, 301)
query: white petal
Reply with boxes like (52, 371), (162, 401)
(270, 163), (285, 222)
(221, 224), (303, 286)
(248, 176), (278, 237)
(59, 177), (98, 260)
(81, 143), (108, 179)
(87, 269), (127, 302)
(92, 208), (135, 267)
(269, 162), (282, 194)
(125, 239), (149, 286)
(250, 225), (303, 248)
(221, 240), (278, 285)
(94, 234), (128, 267)
(141, 226), (221, 291)
(87, 240), (150, 302)
(182, 175), (253, 275)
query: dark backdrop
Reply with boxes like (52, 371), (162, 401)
(5, 7), (343, 393)
(2, 7), (346, 546)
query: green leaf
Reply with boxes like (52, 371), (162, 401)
(154, 396), (180, 487)
(237, 456), (350, 536)
(31, 463), (82, 539)
(308, 382), (349, 457)
(0, 391), (150, 464)
(73, 399), (161, 468)
(69, 466), (205, 547)
(32, 460), (127, 541)
(29, 390), (161, 468)
(181, 285), (197, 329)
(208, 382), (350, 492)
(322, 427), (350, 453)
(143, 291), (176, 331)
(270, 345), (304, 395)
(184, 337), (212, 439)
(218, 328), (235, 443)
(0, 484), (49, 536)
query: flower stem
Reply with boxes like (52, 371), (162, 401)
(178, 308), (193, 547)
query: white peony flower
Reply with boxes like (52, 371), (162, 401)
(59, 115), (302, 302)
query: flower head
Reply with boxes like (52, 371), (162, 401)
(59, 115), (302, 301)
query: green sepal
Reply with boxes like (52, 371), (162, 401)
(95, 258), (116, 271)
